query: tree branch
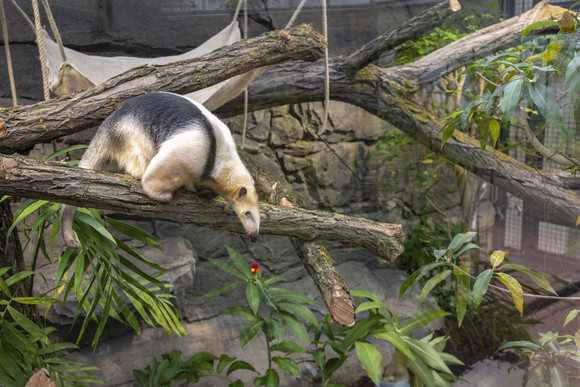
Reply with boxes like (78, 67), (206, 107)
(0, 25), (325, 154)
(0, 154), (405, 261)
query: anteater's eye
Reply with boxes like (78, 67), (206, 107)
(238, 187), (247, 198)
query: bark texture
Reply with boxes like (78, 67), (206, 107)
(0, 154), (405, 261)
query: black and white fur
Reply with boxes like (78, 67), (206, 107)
(61, 92), (260, 249)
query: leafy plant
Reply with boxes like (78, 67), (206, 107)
(133, 349), (256, 387)
(0, 268), (102, 386)
(204, 246), (318, 386)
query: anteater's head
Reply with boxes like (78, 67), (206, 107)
(227, 184), (260, 241)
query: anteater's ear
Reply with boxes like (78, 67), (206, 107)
(237, 187), (247, 199)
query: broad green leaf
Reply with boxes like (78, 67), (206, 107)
(270, 340), (305, 354)
(239, 319), (265, 347)
(355, 342), (383, 385)
(186, 351), (218, 365)
(217, 354), (236, 374)
(440, 118), (458, 149)
(219, 306), (257, 321)
(340, 314), (382, 351)
(498, 340), (541, 351)
(448, 231), (477, 252)
(440, 352), (464, 366)
(502, 78), (523, 124)
(475, 112), (491, 151)
(372, 327), (415, 361)
(276, 301), (317, 325)
(7, 200), (48, 240)
(565, 51), (580, 83)
(417, 270), (452, 309)
(226, 246), (251, 279)
(355, 301), (387, 314)
(472, 269), (494, 309)
(453, 242), (480, 259)
(264, 369), (280, 387)
(521, 20), (558, 37)
(490, 250), (507, 269)
(4, 270), (35, 287)
(501, 263), (557, 295)
(76, 212), (117, 244)
(246, 281), (260, 315)
(400, 308), (448, 334)
(528, 80), (564, 129)
(207, 258), (246, 281)
(226, 360), (257, 376)
(277, 312), (309, 343)
(489, 119), (500, 147)
(564, 309), (580, 326)
(7, 307), (47, 342)
(404, 351), (436, 386)
(484, 52), (522, 68)
(542, 40), (564, 62)
(270, 287), (317, 306)
(351, 289), (382, 303)
(272, 357), (300, 377)
(399, 262), (447, 299)
(12, 297), (60, 305)
(203, 280), (246, 298)
(402, 336), (452, 374)
(455, 265), (470, 327)
(264, 275), (286, 286)
(495, 272), (524, 316)
(105, 216), (161, 249)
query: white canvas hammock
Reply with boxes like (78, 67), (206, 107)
(41, 22), (260, 111)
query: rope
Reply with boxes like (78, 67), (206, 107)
(41, 0), (66, 62)
(8, 0), (34, 30)
(231, 0), (243, 24)
(32, 0), (50, 101)
(1, 0), (17, 106)
(285, 0), (309, 29)
(241, 0), (248, 149)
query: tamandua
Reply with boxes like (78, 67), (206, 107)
(61, 92), (260, 249)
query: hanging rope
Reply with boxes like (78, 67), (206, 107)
(241, 0), (249, 149)
(41, 0), (66, 63)
(1, 0), (17, 106)
(31, 0), (50, 101)
(8, 0), (34, 30)
(285, 0), (309, 29)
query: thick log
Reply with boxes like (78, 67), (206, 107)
(216, 1), (580, 227)
(0, 154), (405, 261)
(0, 25), (325, 154)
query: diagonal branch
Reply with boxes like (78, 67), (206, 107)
(0, 25), (325, 154)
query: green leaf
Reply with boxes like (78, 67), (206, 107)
(405, 352), (436, 387)
(502, 78), (523, 124)
(12, 297), (60, 305)
(204, 280), (246, 298)
(4, 270), (35, 287)
(355, 301), (387, 314)
(447, 232), (477, 252)
(7, 200), (48, 240)
(270, 340), (305, 354)
(402, 336), (452, 374)
(351, 289), (382, 303)
(521, 20), (558, 37)
(495, 272), (524, 316)
(472, 269), (494, 309)
(313, 348), (325, 369)
(227, 360), (257, 376)
(105, 216), (161, 249)
(565, 51), (580, 83)
(225, 246), (251, 279)
(276, 312), (309, 343)
(276, 301), (317, 325)
(400, 308), (448, 334)
(44, 144), (88, 161)
(501, 263), (557, 295)
(372, 326), (415, 361)
(498, 340), (541, 351)
(417, 270), (452, 309)
(340, 314), (382, 352)
(272, 357), (300, 377)
(270, 287), (317, 306)
(455, 265), (470, 327)
(490, 250), (507, 269)
(528, 80), (564, 129)
(399, 262), (447, 299)
(217, 354), (236, 374)
(246, 281), (260, 315)
(484, 52), (522, 68)
(264, 369), (280, 387)
(355, 342), (383, 385)
(76, 212), (117, 244)
(440, 115), (459, 149)
(489, 119), (500, 147)
(475, 113), (491, 151)
(239, 319), (265, 348)
(452, 242), (480, 259)
(7, 307), (47, 342)
(207, 258), (247, 281)
(564, 309), (580, 326)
